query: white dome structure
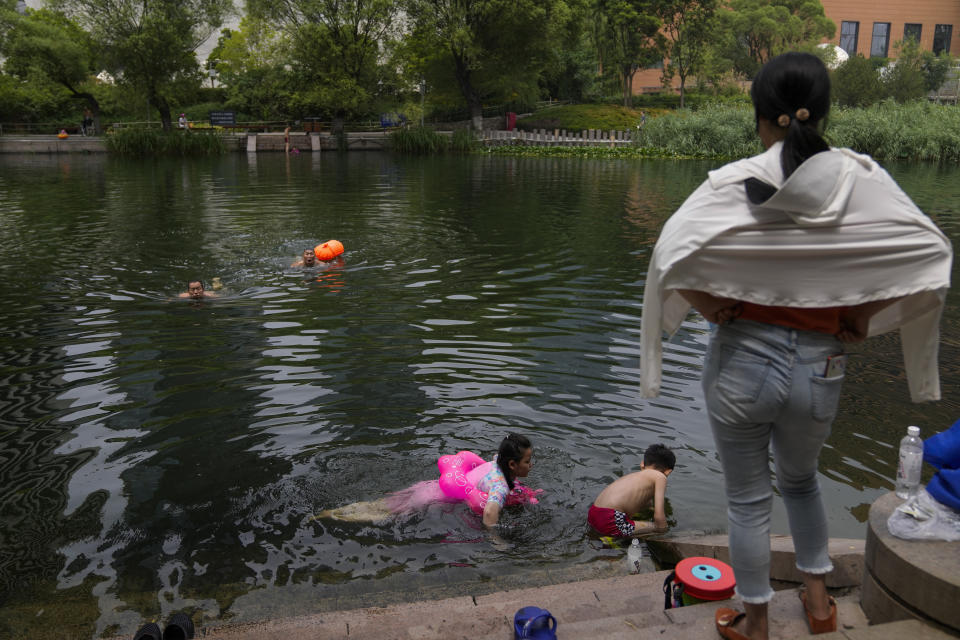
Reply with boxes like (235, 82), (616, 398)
(817, 43), (850, 69)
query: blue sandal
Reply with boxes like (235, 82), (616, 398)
(513, 606), (557, 639)
(132, 623), (162, 640)
(162, 612), (195, 640)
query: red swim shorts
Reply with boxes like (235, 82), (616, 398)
(588, 505), (636, 537)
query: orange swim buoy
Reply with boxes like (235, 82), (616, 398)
(314, 240), (344, 261)
(57, 129), (69, 139)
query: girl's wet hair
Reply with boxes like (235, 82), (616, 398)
(497, 433), (531, 489)
(751, 52), (831, 179)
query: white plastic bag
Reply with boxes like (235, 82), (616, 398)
(887, 487), (960, 541)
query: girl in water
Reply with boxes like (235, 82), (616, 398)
(316, 433), (538, 529)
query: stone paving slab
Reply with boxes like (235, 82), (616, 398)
(839, 619), (960, 639)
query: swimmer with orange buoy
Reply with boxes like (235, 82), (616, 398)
(291, 240), (344, 267)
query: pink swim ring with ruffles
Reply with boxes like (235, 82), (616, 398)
(437, 450), (541, 514)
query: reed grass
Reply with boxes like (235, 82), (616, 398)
(388, 126), (447, 154)
(105, 127), (226, 156)
(388, 126), (478, 154)
(827, 101), (960, 163)
(637, 103), (762, 159)
(449, 128), (478, 153)
(636, 101), (960, 162)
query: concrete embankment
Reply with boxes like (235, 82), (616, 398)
(0, 135), (107, 153)
(0, 132), (389, 153)
(0, 129), (637, 154)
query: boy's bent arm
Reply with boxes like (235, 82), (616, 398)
(652, 474), (668, 531)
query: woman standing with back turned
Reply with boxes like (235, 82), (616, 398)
(640, 52), (952, 640)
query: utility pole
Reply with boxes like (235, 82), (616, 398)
(419, 78), (426, 127)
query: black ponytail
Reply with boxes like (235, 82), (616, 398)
(497, 433), (531, 490)
(751, 52), (831, 179)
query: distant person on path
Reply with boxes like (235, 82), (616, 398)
(291, 249), (318, 268)
(178, 113), (187, 129)
(588, 444), (674, 538)
(178, 280), (217, 300)
(82, 107), (93, 136)
(640, 52), (951, 640)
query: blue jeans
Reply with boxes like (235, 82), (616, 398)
(702, 319), (844, 603)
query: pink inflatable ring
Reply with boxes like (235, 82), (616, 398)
(437, 450), (541, 514)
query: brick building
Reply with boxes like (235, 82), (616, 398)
(630, 0), (960, 94)
(829, 0), (959, 59)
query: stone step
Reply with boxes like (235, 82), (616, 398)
(197, 575), (878, 639)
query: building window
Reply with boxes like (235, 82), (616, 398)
(871, 22), (890, 58)
(933, 24), (953, 54)
(903, 23), (922, 44)
(840, 21), (859, 55)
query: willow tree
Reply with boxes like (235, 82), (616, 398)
(659, 0), (717, 108)
(403, 0), (579, 130)
(594, 0), (664, 108)
(50, 0), (232, 131)
(0, 8), (104, 133)
(712, 0), (835, 79)
(248, 0), (397, 135)
(207, 18), (294, 121)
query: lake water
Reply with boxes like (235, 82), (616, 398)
(0, 151), (957, 638)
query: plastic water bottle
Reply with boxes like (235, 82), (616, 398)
(626, 538), (643, 574)
(895, 426), (924, 499)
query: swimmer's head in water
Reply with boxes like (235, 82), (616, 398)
(302, 249), (316, 266)
(187, 280), (205, 299)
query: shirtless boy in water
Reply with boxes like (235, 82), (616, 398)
(588, 443), (674, 537)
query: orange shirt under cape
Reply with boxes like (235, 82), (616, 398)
(738, 304), (846, 335)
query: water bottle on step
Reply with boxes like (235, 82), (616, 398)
(895, 425), (923, 499)
(626, 538), (643, 574)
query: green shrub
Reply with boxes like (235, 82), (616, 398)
(517, 104), (643, 132)
(832, 55), (885, 107)
(177, 102), (229, 123)
(105, 127), (227, 156)
(883, 39), (928, 103)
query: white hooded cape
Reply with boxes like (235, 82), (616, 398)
(640, 142), (952, 402)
